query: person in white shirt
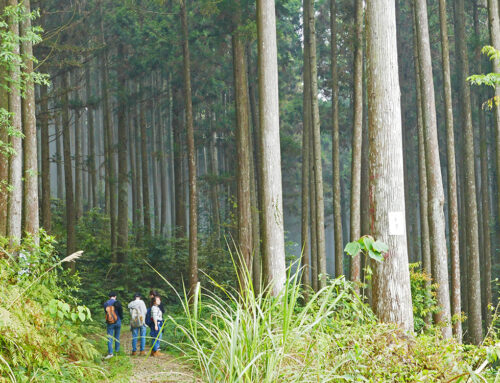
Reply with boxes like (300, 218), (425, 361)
(128, 294), (147, 356)
(150, 295), (164, 356)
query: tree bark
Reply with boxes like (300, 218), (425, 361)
(72, 69), (83, 221)
(439, 0), (462, 342)
(56, 110), (64, 200)
(232, 17), (253, 286)
(0, 17), (7, 236)
(350, 0), (363, 288)
(486, 0), (500, 223)
(40, 84), (51, 232)
(86, 62), (97, 210)
(181, 0), (199, 296)
(7, 0), (23, 242)
(305, 0), (327, 288)
(20, 0), (38, 240)
(62, 72), (76, 262)
(116, 43), (128, 263)
(453, 0), (483, 345)
(414, 0), (452, 339)
(330, 0), (343, 279)
(366, 0), (414, 333)
(257, 0), (287, 296)
(140, 83), (151, 237)
(173, 86), (186, 237)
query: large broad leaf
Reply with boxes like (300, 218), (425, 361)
(368, 249), (384, 263)
(362, 236), (374, 251)
(344, 241), (361, 257)
(372, 240), (389, 253)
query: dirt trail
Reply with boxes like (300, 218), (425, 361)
(119, 332), (198, 383)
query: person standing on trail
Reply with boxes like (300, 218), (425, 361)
(104, 291), (123, 359)
(149, 289), (165, 314)
(150, 295), (164, 356)
(128, 293), (147, 356)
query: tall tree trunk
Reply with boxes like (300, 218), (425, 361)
(350, 0), (363, 288)
(133, 100), (143, 237)
(474, 1), (492, 330)
(151, 74), (160, 236)
(62, 72), (76, 263)
(414, 0), (452, 339)
(453, 0), (483, 345)
(86, 63), (97, 210)
(160, 77), (169, 235)
(366, 0), (414, 333)
(412, 9), (431, 326)
(181, 0), (199, 296)
(56, 111), (64, 200)
(305, 0), (327, 288)
(40, 84), (51, 232)
(439, 0), (462, 342)
(330, 0), (343, 279)
(128, 104), (137, 230)
(140, 83), (151, 237)
(7, 0), (23, 242)
(116, 43), (128, 263)
(173, 86), (186, 237)
(232, 17), (253, 286)
(0, 23), (7, 236)
(257, 0), (286, 296)
(72, 70), (83, 221)
(486, 0), (500, 223)
(301, 6), (311, 294)
(100, 3), (116, 255)
(20, 0), (38, 240)
(309, 125), (319, 292)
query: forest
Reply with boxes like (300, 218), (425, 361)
(0, 0), (499, 381)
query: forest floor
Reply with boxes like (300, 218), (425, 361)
(103, 331), (198, 382)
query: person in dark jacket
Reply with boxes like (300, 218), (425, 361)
(104, 291), (123, 359)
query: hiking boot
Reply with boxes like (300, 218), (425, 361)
(104, 354), (113, 359)
(152, 351), (163, 357)
(131, 351), (137, 356)
(139, 351), (147, 356)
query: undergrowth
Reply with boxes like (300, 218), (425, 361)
(0, 233), (107, 382)
(157, 260), (499, 382)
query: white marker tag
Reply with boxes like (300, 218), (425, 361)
(388, 211), (405, 236)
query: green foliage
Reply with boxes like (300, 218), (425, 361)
(344, 235), (389, 263)
(408, 263), (440, 334)
(0, 234), (106, 382)
(158, 261), (497, 382)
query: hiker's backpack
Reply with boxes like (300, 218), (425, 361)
(130, 307), (145, 328)
(145, 307), (153, 328)
(105, 303), (118, 324)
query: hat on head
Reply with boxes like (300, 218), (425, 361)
(108, 291), (117, 297)
(134, 293), (141, 299)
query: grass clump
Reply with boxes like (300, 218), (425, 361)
(164, 264), (498, 382)
(0, 233), (106, 382)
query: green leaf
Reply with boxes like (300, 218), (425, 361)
(372, 240), (389, 253)
(344, 241), (361, 257)
(368, 250), (384, 263)
(362, 236), (374, 251)
(71, 312), (78, 322)
(78, 312), (86, 322)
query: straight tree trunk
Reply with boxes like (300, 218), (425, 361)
(232, 17), (253, 285)
(309, 126), (319, 292)
(412, 10), (431, 325)
(20, 0), (38, 240)
(181, 0), (199, 296)
(160, 77), (169, 235)
(350, 0), (363, 287)
(151, 75), (160, 235)
(7, 0), (23, 242)
(330, 0), (343, 278)
(257, 0), (287, 296)
(56, 111), (64, 200)
(301, 4), (311, 293)
(305, 0), (327, 288)
(133, 101), (143, 236)
(86, 63), (97, 209)
(72, 70), (83, 221)
(128, 105), (137, 230)
(439, 0), (462, 342)
(486, 0), (500, 223)
(140, 83), (151, 237)
(173, 87), (186, 237)
(0, 23), (7, 236)
(62, 72), (76, 262)
(414, 0), (452, 339)
(366, 0), (414, 333)
(116, 43), (128, 263)
(100, 3), (117, 255)
(40, 85), (51, 232)
(453, 0), (483, 345)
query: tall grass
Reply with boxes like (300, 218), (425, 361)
(151, 252), (498, 382)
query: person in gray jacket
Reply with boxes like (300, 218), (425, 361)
(128, 293), (147, 356)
